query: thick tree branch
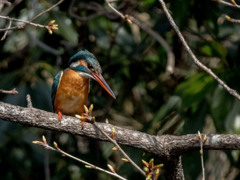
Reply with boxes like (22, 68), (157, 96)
(1, 101), (240, 156)
(1, 101), (240, 179)
(162, 156), (184, 180)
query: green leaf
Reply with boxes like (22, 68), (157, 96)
(201, 40), (227, 59)
(210, 86), (233, 132)
(176, 73), (216, 108)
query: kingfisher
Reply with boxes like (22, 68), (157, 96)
(51, 50), (116, 123)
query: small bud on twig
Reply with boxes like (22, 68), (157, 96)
(107, 164), (116, 173)
(32, 141), (44, 146)
(112, 146), (118, 151)
(225, 15), (231, 21)
(85, 165), (95, 169)
(121, 158), (129, 163)
(142, 159), (149, 167)
(42, 135), (47, 144)
(112, 127), (116, 139)
(47, 20), (58, 34)
(54, 141), (59, 150)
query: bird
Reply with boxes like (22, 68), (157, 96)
(51, 50), (116, 123)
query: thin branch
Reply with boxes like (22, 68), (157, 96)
(29, 0), (64, 22)
(0, 0), (63, 32)
(26, 94), (32, 108)
(1, 19), (11, 40)
(0, 0), (11, 12)
(33, 136), (127, 180)
(0, 15), (47, 31)
(158, 0), (240, 101)
(105, 0), (125, 19)
(0, 88), (18, 94)
(1, 0), (23, 16)
(198, 131), (206, 180)
(93, 122), (146, 176)
(2, 102), (240, 179)
(105, 0), (175, 75)
(225, 15), (240, 23)
(213, 0), (240, 8)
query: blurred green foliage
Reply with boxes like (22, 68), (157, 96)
(1, 0), (240, 179)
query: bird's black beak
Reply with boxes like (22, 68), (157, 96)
(90, 71), (116, 99)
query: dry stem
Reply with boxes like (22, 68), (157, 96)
(94, 122), (146, 176)
(198, 131), (206, 180)
(1, 19), (11, 40)
(0, 88), (18, 94)
(33, 136), (127, 180)
(0, 0), (64, 32)
(214, 0), (240, 8)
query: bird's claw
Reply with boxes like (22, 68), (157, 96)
(75, 104), (95, 128)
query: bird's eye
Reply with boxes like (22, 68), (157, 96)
(87, 63), (93, 69)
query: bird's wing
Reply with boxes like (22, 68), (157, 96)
(51, 71), (63, 111)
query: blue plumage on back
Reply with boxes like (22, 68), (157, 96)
(51, 49), (115, 121)
(51, 71), (63, 110)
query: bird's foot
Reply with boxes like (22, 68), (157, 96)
(58, 111), (62, 122)
(75, 104), (95, 128)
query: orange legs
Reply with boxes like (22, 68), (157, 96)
(56, 105), (95, 128)
(57, 111), (62, 121)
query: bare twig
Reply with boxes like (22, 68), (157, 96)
(29, 0), (64, 22)
(33, 136), (127, 180)
(1, 19), (11, 40)
(0, 0), (11, 12)
(198, 131), (206, 180)
(225, 15), (240, 23)
(44, 132), (51, 180)
(93, 122), (146, 176)
(158, 0), (240, 101)
(1, 0), (22, 16)
(213, 0), (240, 8)
(0, 88), (18, 94)
(0, 15), (45, 28)
(105, 0), (125, 19)
(105, 0), (175, 75)
(0, 0), (63, 32)
(26, 94), (32, 108)
(0, 15), (47, 30)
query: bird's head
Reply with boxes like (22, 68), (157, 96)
(69, 50), (116, 99)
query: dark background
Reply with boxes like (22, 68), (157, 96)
(1, 0), (240, 179)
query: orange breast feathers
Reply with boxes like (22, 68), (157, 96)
(54, 68), (90, 116)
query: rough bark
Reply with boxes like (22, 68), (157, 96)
(163, 156), (184, 180)
(1, 101), (240, 179)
